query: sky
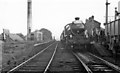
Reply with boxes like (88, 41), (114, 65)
(0, 0), (119, 40)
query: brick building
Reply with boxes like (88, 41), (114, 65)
(30, 30), (43, 41)
(85, 16), (101, 36)
(30, 28), (52, 42)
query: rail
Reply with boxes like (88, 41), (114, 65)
(44, 43), (58, 73)
(89, 53), (120, 72)
(72, 52), (93, 73)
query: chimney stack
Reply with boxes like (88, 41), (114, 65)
(27, 0), (32, 40)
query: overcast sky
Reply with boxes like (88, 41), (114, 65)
(0, 0), (119, 40)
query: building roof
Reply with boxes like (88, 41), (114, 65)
(94, 20), (101, 25)
(9, 34), (25, 42)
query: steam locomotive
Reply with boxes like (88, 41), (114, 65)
(60, 17), (91, 50)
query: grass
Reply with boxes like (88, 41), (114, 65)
(2, 41), (35, 67)
(2, 40), (53, 70)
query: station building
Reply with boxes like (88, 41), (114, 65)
(30, 28), (52, 42)
(30, 30), (43, 41)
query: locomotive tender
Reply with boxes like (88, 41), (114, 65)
(60, 17), (91, 50)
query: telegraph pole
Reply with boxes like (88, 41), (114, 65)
(114, 7), (117, 36)
(27, 0), (32, 40)
(105, 0), (110, 36)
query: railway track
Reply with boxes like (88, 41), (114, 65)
(6, 42), (58, 73)
(49, 45), (88, 73)
(2, 41), (88, 73)
(3, 41), (120, 73)
(73, 51), (120, 73)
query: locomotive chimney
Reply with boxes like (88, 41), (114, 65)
(75, 17), (80, 20)
(91, 15), (94, 20)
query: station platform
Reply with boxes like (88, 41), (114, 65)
(92, 43), (112, 57)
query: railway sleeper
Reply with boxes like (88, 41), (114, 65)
(87, 63), (114, 72)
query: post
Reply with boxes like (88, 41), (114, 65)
(110, 21), (111, 44)
(114, 7), (117, 41)
(115, 7), (117, 20)
(105, 0), (110, 36)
